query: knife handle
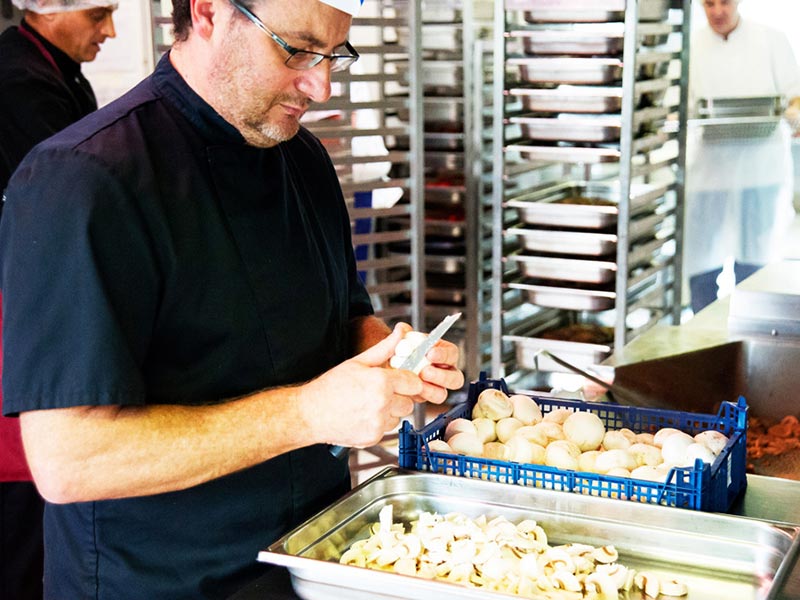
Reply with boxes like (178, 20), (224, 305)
(328, 444), (350, 459)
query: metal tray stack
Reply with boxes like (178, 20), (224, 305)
(384, 0), (495, 378)
(489, 0), (690, 381)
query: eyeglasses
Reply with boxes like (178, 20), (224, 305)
(228, 0), (359, 73)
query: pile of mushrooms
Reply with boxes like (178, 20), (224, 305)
(425, 388), (729, 487)
(340, 504), (689, 598)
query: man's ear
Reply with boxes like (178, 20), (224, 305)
(190, 0), (217, 39)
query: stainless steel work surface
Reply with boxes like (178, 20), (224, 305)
(259, 468), (800, 600)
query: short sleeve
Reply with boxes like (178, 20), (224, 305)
(0, 146), (160, 415)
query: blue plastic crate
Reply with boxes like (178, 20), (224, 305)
(399, 374), (748, 512)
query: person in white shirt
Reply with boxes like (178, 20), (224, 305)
(685, 0), (800, 312)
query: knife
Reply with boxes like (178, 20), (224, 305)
(397, 311), (462, 374)
(328, 312), (462, 459)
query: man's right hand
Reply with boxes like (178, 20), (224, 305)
(301, 323), (424, 448)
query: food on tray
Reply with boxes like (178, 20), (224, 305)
(553, 196), (616, 206)
(431, 387), (729, 484)
(540, 323), (614, 344)
(340, 504), (689, 597)
(746, 415), (800, 468)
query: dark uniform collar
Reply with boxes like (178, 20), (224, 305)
(19, 18), (83, 82)
(153, 52), (246, 146)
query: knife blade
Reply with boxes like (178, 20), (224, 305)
(398, 312), (462, 374)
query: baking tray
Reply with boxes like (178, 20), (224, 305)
(510, 23), (671, 56)
(696, 95), (784, 118)
(507, 253), (617, 284)
(507, 331), (612, 374)
(506, 143), (622, 164)
(509, 0), (669, 23)
(505, 180), (670, 230)
(258, 467), (798, 600)
(508, 56), (623, 85)
(689, 116), (784, 141)
(510, 107), (669, 143)
(509, 79), (670, 114)
(508, 279), (617, 311)
(505, 208), (674, 256)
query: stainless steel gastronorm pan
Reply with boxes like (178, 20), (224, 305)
(258, 468), (800, 600)
(509, 79), (670, 114)
(510, 23), (671, 56)
(507, 253), (617, 284)
(510, 108), (669, 143)
(510, 0), (669, 23)
(507, 280), (617, 311)
(506, 332), (612, 371)
(505, 180), (670, 230)
(508, 57), (623, 85)
(696, 95), (784, 118)
(505, 208), (673, 256)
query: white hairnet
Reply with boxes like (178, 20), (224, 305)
(12, 0), (117, 13)
(319, 0), (363, 16)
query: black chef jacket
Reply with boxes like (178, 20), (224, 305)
(0, 20), (97, 192)
(0, 53), (373, 599)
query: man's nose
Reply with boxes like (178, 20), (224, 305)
(102, 14), (117, 39)
(295, 61), (333, 104)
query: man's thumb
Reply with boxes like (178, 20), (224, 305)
(355, 323), (409, 367)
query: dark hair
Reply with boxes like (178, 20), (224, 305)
(171, 0), (258, 43)
(171, 0), (191, 43)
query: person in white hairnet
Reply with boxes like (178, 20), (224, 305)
(0, 0), (463, 597)
(0, 2), (115, 598)
(0, 0), (117, 191)
(684, 0), (800, 313)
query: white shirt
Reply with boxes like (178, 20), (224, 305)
(690, 18), (800, 103)
(687, 18), (800, 191)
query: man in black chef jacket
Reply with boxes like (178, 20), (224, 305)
(0, 0), (464, 598)
(0, 2), (116, 598)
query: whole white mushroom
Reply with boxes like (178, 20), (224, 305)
(563, 411), (606, 452)
(496, 417), (524, 443)
(545, 440), (581, 470)
(472, 417), (497, 443)
(627, 443), (663, 467)
(509, 394), (543, 425)
(660, 432), (695, 466)
(532, 421), (566, 444)
(506, 436), (546, 464)
(444, 418), (477, 442)
(483, 441), (510, 461)
(513, 425), (549, 447)
(606, 467), (632, 478)
(543, 407), (574, 424)
(683, 442), (717, 466)
(472, 388), (513, 421)
(447, 431), (484, 457)
(653, 427), (684, 448)
(594, 449), (637, 474)
(602, 430), (632, 451)
(694, 430), (729, 455)
(631, 465), (667, 483)
(426, 439), (454, 454)
(578, 450), (602, 473)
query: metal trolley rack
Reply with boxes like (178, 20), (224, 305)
(489, 0), (691, 388)
(409, 0), (493, 381)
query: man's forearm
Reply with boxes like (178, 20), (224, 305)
(20, 385), (321, 504)
(349, 315), (392, 355)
